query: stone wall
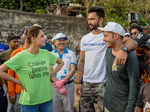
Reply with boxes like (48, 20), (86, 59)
(0, 8), (88, 48)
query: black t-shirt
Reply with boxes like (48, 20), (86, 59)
(135, 34), (150, 47)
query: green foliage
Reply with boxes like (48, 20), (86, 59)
(35, 9), (46, 14)
(0, 0), (57, 13)
(0, 0), (150, 28)
(103, 0), (130, 28)
(23, 0), (53, 12)
(0, 0), (20, 10)
(95, 0), (150, 29)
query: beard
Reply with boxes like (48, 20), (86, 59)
(88, 23), (99, 31)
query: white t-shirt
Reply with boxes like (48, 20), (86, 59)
(80, 32), (107, 83)
(52, 48), (77, 80)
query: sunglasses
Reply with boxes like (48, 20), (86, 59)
(23, 26), (29, 35)
(131, 32), (138, 36)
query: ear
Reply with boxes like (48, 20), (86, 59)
(98, 17), (104, 27)
(115, 34), (120, 40)
(31, 36), (36, 42)
(53, 40), (56, 46)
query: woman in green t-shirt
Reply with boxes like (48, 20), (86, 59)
(0, 26), (64, 112)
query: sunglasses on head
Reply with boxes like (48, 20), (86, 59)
(131, 32), (138, 36)
(24, 26), (29, 35)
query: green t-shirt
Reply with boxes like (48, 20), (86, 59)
(5, 49), (57, 105)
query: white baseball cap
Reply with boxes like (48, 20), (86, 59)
(99, 22), (125, 37)
(32, 24), (42, 28)
(52, 33), (67, 42)
(124, 32), (130, 36)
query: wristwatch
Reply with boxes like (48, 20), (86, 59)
(121, 46), (128, 53)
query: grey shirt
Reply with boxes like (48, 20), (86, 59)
(104, 48), (139, 112)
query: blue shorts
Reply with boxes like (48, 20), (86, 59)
(21, 100), (53, 112)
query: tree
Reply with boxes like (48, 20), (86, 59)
(0, 0), (150, 27)
(0, 0), (58, 13)
(20, 0), (24, 11)
(0, 0), (20, 10)
(82, 0), (150, 28)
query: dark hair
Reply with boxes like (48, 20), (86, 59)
(7, 33), (19, 42)
(88, 6), (105, 18)
(130, 23), (143, 33)
(27, 26), (42, 44)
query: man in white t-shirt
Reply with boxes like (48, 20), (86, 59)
(74, 6), (138, 112)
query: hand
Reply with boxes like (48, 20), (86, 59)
(134, 106), (142, 112)
(123, 37), (138, 51)
(74, 72), (82, 84)
(58, 86), (67, 96)
(18, 81), (27, 92)
(54, 79), (68, 88)
(9, 95), (16, 104)
(61, 79), (68, 84)
(115, 49), (127, 65)
(75, 84), (82, 96)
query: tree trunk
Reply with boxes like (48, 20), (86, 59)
(20, 0), (24, 11)
(93, 0), (97, 6)
(84, 0), (90, 16)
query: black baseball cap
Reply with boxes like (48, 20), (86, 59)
(7, 33), (20, 42)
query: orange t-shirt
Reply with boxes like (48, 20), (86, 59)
(8, 46), (23, 96)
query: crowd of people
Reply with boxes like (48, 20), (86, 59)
(0, 5), (150, 112)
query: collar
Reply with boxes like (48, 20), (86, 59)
(54, 48), (69, 59)
(54, 47), (69, 54)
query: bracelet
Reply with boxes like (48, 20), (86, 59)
(121, 46), (128, 53)
(73, 71), (83, 84)
(74, 79), (82, 84)
(74, 75), (82, 84)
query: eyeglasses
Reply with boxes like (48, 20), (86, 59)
(131, 32), (138, 36)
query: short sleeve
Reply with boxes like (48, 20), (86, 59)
(4, 53), (21, 72)
(48, 52), (58, 65)
(80, 37), (85, 51)
(71, 52), (77, 65)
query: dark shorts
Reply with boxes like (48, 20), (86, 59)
(0, 87), (8, 112)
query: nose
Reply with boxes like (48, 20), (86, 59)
(15, 41), (18, 45)
(103, 36), (106, 42)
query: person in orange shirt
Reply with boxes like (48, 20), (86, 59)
(7, 26), (30, 112)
